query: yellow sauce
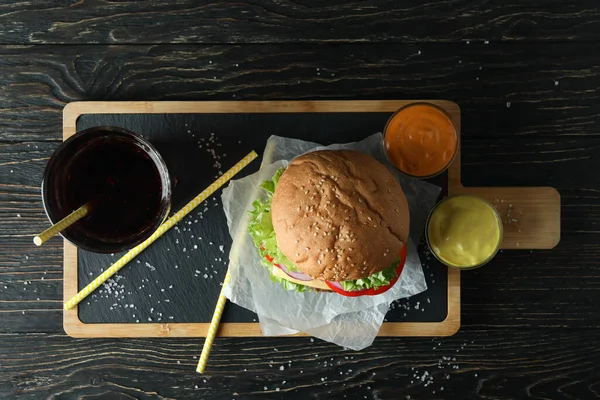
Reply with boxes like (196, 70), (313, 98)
(427, 196), (502, 268)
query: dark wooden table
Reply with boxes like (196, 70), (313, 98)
(1, 2), (599, 399)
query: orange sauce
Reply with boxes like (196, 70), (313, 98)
(384, 104), (457, 177)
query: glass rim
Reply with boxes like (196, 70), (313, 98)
(425, 194), (503, 270)
(383, 102), (459, 179)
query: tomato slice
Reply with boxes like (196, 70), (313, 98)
(325, 245), (407, 297)
(264, 252), (274, 264)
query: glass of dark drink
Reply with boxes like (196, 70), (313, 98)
(42, 126), (172, 253)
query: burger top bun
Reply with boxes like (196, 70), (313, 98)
(271, 150), (410, 282)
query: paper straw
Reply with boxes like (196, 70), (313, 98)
(34, 202), (92, 246)
(64, 151), (258, 310)
(196, 270), (231, 373)
(195, 143), (276, 373)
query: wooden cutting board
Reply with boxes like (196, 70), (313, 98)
(61, 101), (560, 338)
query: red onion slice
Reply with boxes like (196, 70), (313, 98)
(277, 263), (314, 281)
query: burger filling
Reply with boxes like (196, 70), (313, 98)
(248, 168), (400, 293)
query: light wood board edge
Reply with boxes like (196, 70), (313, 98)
(63, 100), (461, 338)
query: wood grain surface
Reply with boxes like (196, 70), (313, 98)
(1, 2), (600, 399)
(0, 42), (598, 141)
(2, 329), (600, 399)
(0, 1), (599, 44)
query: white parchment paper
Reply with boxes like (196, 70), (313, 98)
(222, 133), (441, 350)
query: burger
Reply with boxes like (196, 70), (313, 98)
(248, 150), (410, 297)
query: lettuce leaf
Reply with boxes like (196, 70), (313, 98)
(340, 257), (400, 292)
(248, 168), (307, 292)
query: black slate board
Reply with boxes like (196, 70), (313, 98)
(76, 113), (448, 325)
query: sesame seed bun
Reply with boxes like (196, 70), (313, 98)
(271, 150), (410, 281)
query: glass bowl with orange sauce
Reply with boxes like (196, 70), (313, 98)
(383, 102), (458, 179)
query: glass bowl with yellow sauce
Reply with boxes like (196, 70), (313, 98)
(426, 195), (503, 269)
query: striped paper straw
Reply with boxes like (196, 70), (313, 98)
(34, 202), (92, 246)
(196, 270), (231, 373)
(64, 151), (258, 310)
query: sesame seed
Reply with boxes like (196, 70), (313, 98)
(368, 216), (372, 221)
